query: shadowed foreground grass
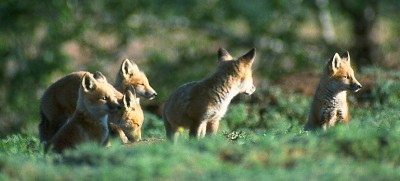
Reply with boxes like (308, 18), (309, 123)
(1, 111), (400, 180)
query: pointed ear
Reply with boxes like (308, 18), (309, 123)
(341, 51), (350, 63)
(94, 71), (107, 83)
(238, 48), (256, 65)
(123, 85), (137, 109)
(328, 53), (341, 73)
(82, 74), (97, 92)
(218, 48), (233, 62)
(120, 59), (139, 78)
(123, 90), (134, 109)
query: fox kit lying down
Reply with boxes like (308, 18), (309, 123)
(304, 51), (362, 130)
(44, 73), (121, 153)
(163, 48), (256, 139)
(39, 59), (156, 143)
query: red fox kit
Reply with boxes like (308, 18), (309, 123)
(304, 51), (362, 130)
(44, 73), (121, 153)
(109, 86), (144, 143)
(163, 48), (256, 139)
(39, 59), (156, 143)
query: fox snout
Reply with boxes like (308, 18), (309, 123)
(125, 129), (141, 142)
(245, 85), (256, 95)
(351, 82), (362, 92)
(146, 92), (157, 100)
(136, 88), (157, 100)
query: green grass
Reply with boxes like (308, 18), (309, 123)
(1, 120), (400, 180)
(1, 81), (400, 180)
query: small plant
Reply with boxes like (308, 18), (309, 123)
(223, 130), (248, 141)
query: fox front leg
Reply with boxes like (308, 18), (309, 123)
(189, 122), (207, 139)
(321, 109), (337, 130)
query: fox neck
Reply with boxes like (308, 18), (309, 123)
(76, 90), (109, 127)
(202, 72), (240, 107)
(71, 111), (109, 145)
(73, 90), (109, 145)
(316, 76), (347, 108)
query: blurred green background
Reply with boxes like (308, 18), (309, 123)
(1, 0), (400, 137)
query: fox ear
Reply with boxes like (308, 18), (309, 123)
(121, 59), (139, 78)
(82, 74), (97, 92)
(94, 71), (107, 83)
(341, 51), (350, 63)
(329, 53), (341, 73)
(218, 48), (233, 62)
(123, 86), (137, 109)
(123, 90), (134, 109)
(238, 48), (256, 66)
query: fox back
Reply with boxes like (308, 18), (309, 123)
(45, 73), (121, 153)
(39, 59), (156, 143)
(163, 48), (256, 139)
(304, 51), (362, 130)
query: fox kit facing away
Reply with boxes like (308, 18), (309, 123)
(109, 86), (144, 143)
(304, 51), (362, 130)
(44, 73), (121, 153)
(39, 59), (156, 143)
(163, 48), (256, 139)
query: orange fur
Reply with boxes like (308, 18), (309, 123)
(304, 51), (362, 130)
(163, 48), (256, 140)
(109, 87), (144, 142)
(39, 59), (156, 143)
(44, 73), (121, 153)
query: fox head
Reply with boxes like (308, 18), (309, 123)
(325, 51), (362, 92)
(218, 48), (256, 95)
(116, 59), (157, 100)
(109, 86), (143, 142)
(80, 72), (122, 120)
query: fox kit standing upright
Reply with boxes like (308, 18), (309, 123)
(304, 51), (362, 130)
(163, 48), (256, 139)
(39, 59), (156, 143)
(44, 73), (121, 153)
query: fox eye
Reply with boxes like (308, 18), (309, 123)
(101, 96), (107, 100)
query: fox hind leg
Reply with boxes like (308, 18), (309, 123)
(206, 121), (219, 135)
(39, 110), (68, 143)
(164, 120), (177, 140)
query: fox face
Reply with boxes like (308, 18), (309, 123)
(326, 51), (362, 92)
(238, 55), (256, 95)
(218, 48), (256, 95)
(118, 59), (157, 100)
(81, 72), (121, 119)
(109, 87), (143, 142)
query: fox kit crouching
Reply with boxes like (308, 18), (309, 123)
(109, 86), (144, 143)
(44, 73), (121, 153)
(39, 59), (156, 143)
(163, 48), (256, 139)
(304, 51), (362, 130)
